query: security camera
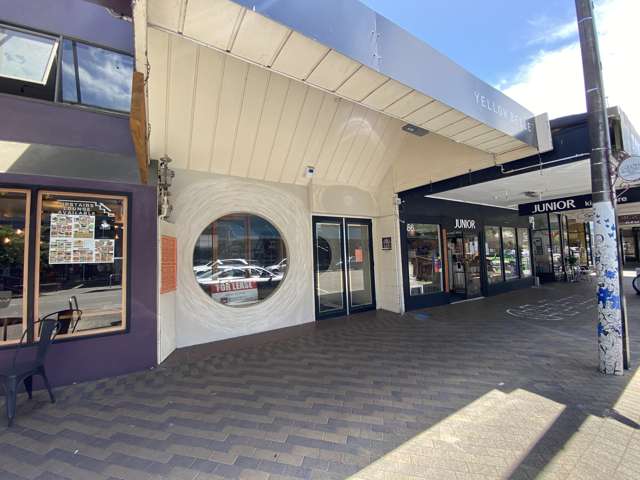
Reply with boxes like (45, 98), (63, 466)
(305, 166), (316, 178)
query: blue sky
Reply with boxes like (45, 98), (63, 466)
(360, 0), (578, 87)
(359, 0), (639, 126)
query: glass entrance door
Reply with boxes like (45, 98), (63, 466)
(463, 234), (482, 298)
(447, 231), (481, 299)
(313, 217), (375, 319)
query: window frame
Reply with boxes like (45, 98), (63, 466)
(405, 223), (443, 296)
(0, 188), (31, 345)
(517, 227), (533, 278)
(484, 225), (504, 284)
(0, 21), (133, 115)
(34, 190), (129, 340)
(0, 23), (59, 85)
(501, 226), (519, 281)
(192, 212), (289, 308)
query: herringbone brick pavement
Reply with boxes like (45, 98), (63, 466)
(0, 281), (639, 480)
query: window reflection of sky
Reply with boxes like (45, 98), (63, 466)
(0, 27), (57, 84)
(61, 41), (132, 112)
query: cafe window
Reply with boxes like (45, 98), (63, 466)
(502, 227), (519, 280)
(193, 214), (287, 307)
(517, 228), (533, 278)
(37, 191), (127, 338)
(484, 226), (503, 284)
(406, 224), (443, 295)
(0, 189), (30, 344)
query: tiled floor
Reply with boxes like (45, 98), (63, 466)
(1, 280), (639, 480)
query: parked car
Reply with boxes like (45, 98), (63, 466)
(196, 265), (283, 285)
(266, 258), (287, 274)
(193, 258), (252, 273)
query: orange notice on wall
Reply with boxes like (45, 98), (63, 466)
(160, 235), (177, 294)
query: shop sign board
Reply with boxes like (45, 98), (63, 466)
(518, 187), (640, 215)
(619, 156), (640, 182)
(160, 235), (177, 294)
(209, 280), (258, 305)
(618, 214), (640, 226)
(453, 218), (477, 230)
(381, 237), (392, 250)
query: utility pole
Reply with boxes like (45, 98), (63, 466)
(575, 0), (624, 375)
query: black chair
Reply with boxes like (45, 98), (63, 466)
(0, 318), (59, 427)
(49, 308), (82, 335)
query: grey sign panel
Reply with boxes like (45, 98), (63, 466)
(518, 187), (640, 215)
(230, 0), (538, 148)
(618, 108), (640, 158)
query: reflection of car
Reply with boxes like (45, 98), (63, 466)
(197, 266), (283, 285)
(193, 258), (253, 273)
(266, 259), (287, 274)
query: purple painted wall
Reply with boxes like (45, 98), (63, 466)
(0, 0), (133, 53)
(0, 172), (157, 387)
(0, 96), (135, 157)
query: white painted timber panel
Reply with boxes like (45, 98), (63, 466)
(464, 129), (504, 147)
(147, 28), (169, 160)
(293, 95), (340, 185)
(437, 117), (481, 137)
(264, 81), (308, 182)
(314, 100), (355, 180)
(306, 50), (360, 92)
(336, 66), (388, 103)
(452, 124), (493, 143)
(491, 139), (526, 154)
(362, 79), (412, 110)
(384, 91), (432, 118)
(325, 104), (372, 182)
(271, 31), (329, 80)
(422, 109), (465, 131)
(247, 75), (290, 180)
(231, 9), (290, 66)
(347, 113), (390, 185)
(189, 48), (225, 171)
(359, 122), (401, 189)
(369, 130), (405, 188)
(182, 0), (244, 51)
(148, 0), (182, 31)
(405, 101), (451, 126)
(166, 35), (197, 169)
(210, 56), (249, 174)
(337, 108), (380, 183)
(279, 88), (326, 183)
(229, 65), (270, 177)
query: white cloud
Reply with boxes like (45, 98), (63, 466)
(500, 0), (640, 128)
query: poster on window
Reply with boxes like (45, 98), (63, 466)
(48, 214), (114, 264)
(209, 280), (258, 306)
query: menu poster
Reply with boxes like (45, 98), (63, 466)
(48, 214), (115, 265)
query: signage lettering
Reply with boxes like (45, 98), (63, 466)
(454, 218), (476, 229)
(519, 187), (640, 215)
(473, 91), (533, 133)
(532, 199), (576, 214)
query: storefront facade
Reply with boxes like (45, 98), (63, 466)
(0, 0), (157, 386)
(398, 195), (534, 310)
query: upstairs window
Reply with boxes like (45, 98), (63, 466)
(62, 40), (133, 112)
(0, 23), (133, 113)
(0, 25), (58, 84)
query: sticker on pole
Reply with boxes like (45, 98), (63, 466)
(618, 156), (640, 182)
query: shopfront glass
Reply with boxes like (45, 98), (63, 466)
(532, 214), (552, 275)
(484, 226), (503, 284)
(517, 228), (532, 277)
(621, 228), (637, 263)
(501, 227), (518, 280)
(549, 214), (564, 279)
(406, 224), (442, 295)
(567, 219), (590, 266)
(37, 192), (127, 337)
(0, 189), (29, 343)
(193, 214), (287, 307)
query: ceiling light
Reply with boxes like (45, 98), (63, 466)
(402, 124), (429, 137)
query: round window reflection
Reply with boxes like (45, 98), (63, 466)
(193, 214), (287, 306)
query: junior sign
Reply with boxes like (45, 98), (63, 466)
(519, 187), (640, 215)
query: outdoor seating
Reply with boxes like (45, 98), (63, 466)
(0, 318), (59, 427)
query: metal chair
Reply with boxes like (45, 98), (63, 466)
(0, 318), (59, 427)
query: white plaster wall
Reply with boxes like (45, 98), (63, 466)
(158, 220), (177, 363)
(310, 183), (379, 218)
(170, 171), (314, 348)
(372, 172), (405, 314)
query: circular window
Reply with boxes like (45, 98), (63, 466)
(193, 214), (287, 307)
